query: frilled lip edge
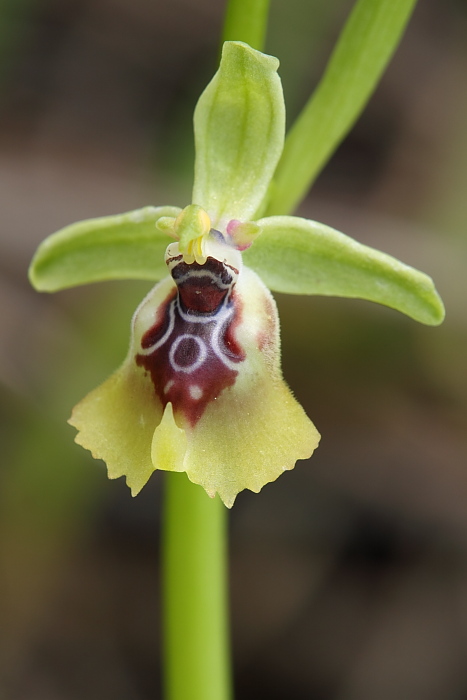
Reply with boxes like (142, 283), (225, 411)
(68, 267), (321, 508)
(69, 363), (320, 508)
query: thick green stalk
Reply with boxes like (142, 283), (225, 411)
(162, 474), (231, 700)
(266, 0), (418, 216)
(222, 0), (270, 51)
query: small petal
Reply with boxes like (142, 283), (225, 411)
(192, 41), (285, 227)
(156, 216), (178, 237)
(226, 219), (262, 250)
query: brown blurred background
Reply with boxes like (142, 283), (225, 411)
(1, 0), (466, 698)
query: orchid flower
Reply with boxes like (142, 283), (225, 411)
(29, 41), (444, 507)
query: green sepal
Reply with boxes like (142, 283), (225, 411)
(244, 216), (445, 326)
(29, 206), (181, 292)
(192, 41), (285, 226)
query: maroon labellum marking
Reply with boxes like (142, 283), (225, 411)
(136, 257), (245, 427)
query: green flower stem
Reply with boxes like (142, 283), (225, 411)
(266, 0), (418, 216)
(222, 0), (270, 51)
(162, 473), (232, 700)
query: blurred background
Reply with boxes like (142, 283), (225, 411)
(1, 0), (466, 698)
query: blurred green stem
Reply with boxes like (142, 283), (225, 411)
(162, 475), (231, 700)
(266, 0), (418, 215)
(222, 0), (270, 50)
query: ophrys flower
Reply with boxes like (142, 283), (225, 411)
(29, 42), (444, 507)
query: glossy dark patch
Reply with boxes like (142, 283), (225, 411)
(136, 257), (245, 427)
